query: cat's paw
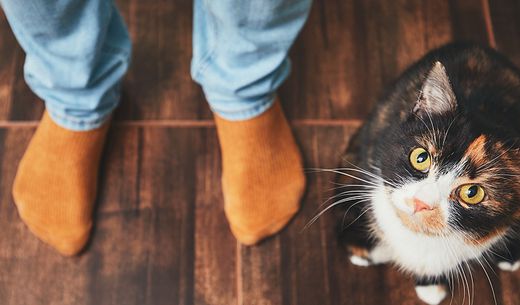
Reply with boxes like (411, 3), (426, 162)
(498, 261), (520, 272)
(415, 284), (447, 305)
(347, 245), (374, 267)
(349, 254), (373, 267)
(348, 244), (391, 267)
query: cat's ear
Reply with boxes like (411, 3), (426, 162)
(413, 61), (457, 116)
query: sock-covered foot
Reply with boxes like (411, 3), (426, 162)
(215, 100), (306, 245)
(12, 111), (109, 256)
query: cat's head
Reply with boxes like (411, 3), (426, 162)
(375, 61), (520, 247)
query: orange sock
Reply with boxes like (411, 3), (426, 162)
(215, 100), (306, 245)
(12, 111), (109, 256)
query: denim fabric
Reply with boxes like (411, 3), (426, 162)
(191, 0), (312, 120)
(1, 0), (131, 130)
(2, 0), (311, 127)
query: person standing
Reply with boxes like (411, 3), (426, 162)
(0, 0), (311, 255)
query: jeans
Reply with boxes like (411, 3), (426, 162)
(191, 0), (312, 120)
(1, 0), (312, 130)
(1, 0), (131, 131)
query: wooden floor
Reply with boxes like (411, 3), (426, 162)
(1, 1), (520, 304)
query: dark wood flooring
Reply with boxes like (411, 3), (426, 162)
(0, 1), (519, 304)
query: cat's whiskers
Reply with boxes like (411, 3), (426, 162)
(303, 166), (387, 230)
(303, 196), (372, 230)
(441, 114), (459, 148)
(442, 243), (457, 305)
(333, 167), (397, 187)
(460, 231), (499, 277)
(414, 113), (438, 148)
(474, 255), (497, 305)
(343, 160), (397, 187)
(477, 141), (518, 173)
(458, 259), (470, 305)
(463, 260), (475, 305)
(316, 189), (374, 211)
(307, 168), (381, 187)
(326, 182), (378, 192)
(424, 107), (441, 148)
(440, 236), (467, 305)
(452, 228), (498, 305)
(343, 205), (373, 229)
(340, 200), (372, 229)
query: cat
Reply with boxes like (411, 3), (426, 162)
(334, 43), (520, 305)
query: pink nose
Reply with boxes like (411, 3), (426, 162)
(413, 198), (432, 213)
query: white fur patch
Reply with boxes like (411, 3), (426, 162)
(415, 285), (447, 305)
(349, 244), (392, 267)
(369, 243), (392, 264)
(349, 255), (371, 267)
(371, 179), (502, 276)
(388, 167), (454, 218)
(498, 261), (520, 272)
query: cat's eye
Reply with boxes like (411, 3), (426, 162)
(409, 147), (431, 173)
(458, 184), (485, 205)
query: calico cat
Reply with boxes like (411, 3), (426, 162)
(335, 43), (520, 305)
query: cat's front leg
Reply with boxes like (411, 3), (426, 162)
(348, 242), (392, 267)
(414, 276), (449, 305)
(494, 235), (520, 272)
(336, 194), (392, 267)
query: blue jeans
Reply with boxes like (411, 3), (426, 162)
(191, 0), (312, 120)
(1, 0), (312, 130)
(1, 0), (132, 131)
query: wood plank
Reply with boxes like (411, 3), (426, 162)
(1, 0), (491, 123)
(114, 0), (211, 121)
(279, 126), (354, 305)
(239, 240), (284, 305)
(500, 270), (520, 305)
(0, 123), (515, 304)
(449, 0), (491, 44)
(237, 126), (354, 305)
(488, 0), (520, 66)
(0, 12), (44, 122)
(238, 125), (505, 305)
(89, 127), (205, 305)
(485, 3), (520, 305)
(0, 12), (17, 120)
(303, 126), (396, 305)
(0, 127), (202, 305)
(282, 0), (490, 120)
(194, 128), (237, 305)
(0, 128), (92, 305)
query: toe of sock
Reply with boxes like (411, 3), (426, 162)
(24, 216), (90, 256)
(227, 205), (300, 245)
(15, 204), (91, 256)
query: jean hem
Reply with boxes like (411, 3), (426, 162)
(210, 95), (275, 121)
(47, 110), (111, 131)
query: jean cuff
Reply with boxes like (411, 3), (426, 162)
(209, 94), (276, 121)
(47, 110), (111, 131)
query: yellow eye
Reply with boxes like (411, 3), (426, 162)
(409, 147), (431, 173)
(458, 184), (485, 205)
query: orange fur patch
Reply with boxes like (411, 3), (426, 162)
(464, 135), (487, 166)
(466, 56), (479, 70)
(395, 208), (446, 236)
(348, 245), (369, 258)
(466, 228), (506, 246)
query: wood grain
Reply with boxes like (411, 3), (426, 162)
(194, 129), (237, 305)
(0, 0), (517, 304)
(0, 13), (43, 122)
(282, 0), (490, 121)
(489, 0), (520, 66)
(0, 125), (514, 305)
(487, 1), (520, 302)
(0, 0), (491, 122)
